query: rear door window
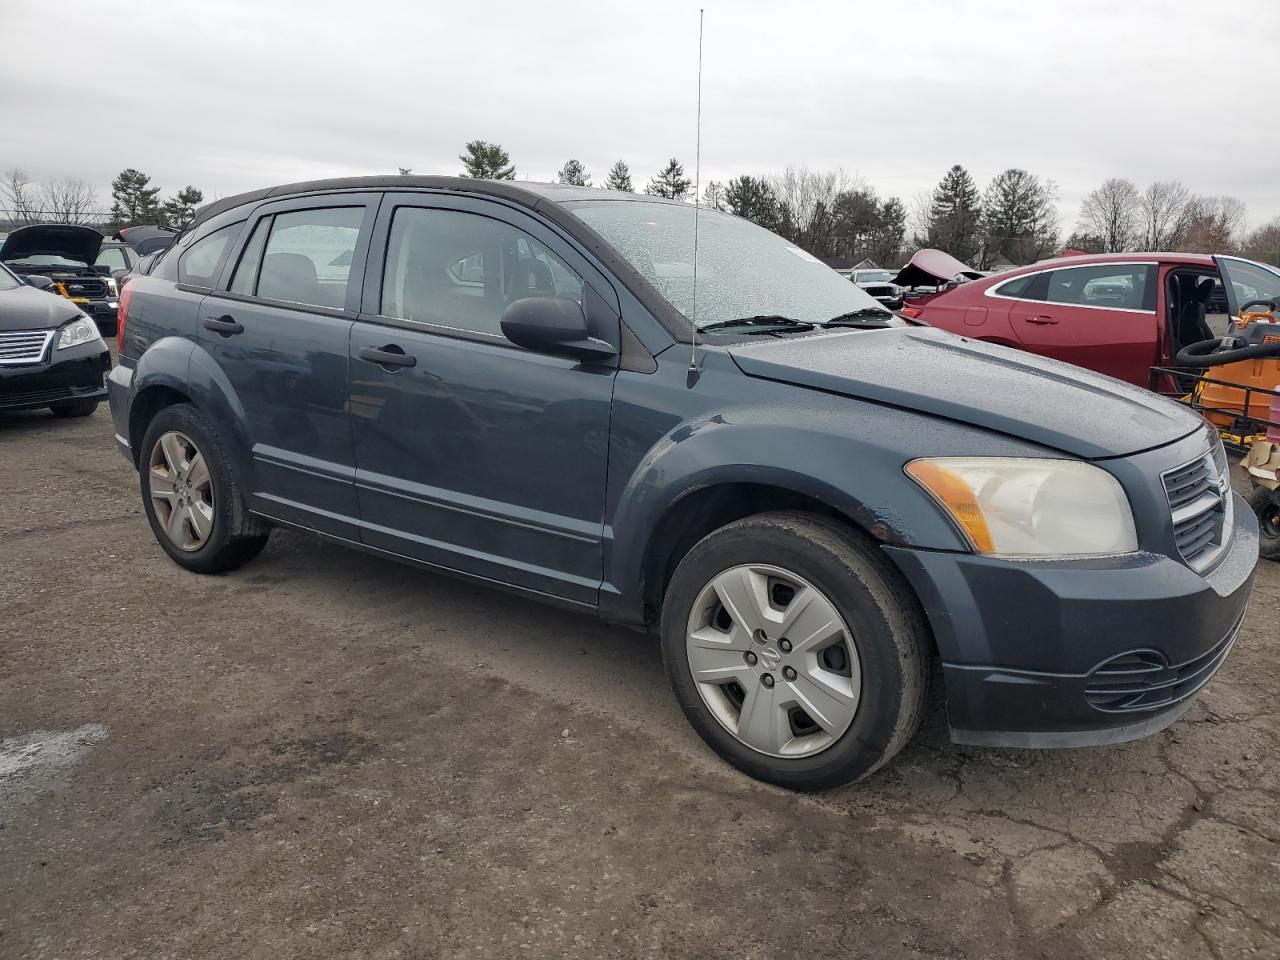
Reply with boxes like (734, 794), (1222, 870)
(241, 207), (364, 309)
(1043, 264), (1156, 311)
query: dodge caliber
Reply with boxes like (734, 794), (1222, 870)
(107, 177), (1259, 789)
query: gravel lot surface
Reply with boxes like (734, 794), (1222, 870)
(2, 400), (1277, 959)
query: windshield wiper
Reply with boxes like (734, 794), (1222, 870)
(699, 315), (815, 335)
(822, 308), (896, 328)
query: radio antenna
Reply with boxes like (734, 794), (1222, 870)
(688, 7), (704, 387)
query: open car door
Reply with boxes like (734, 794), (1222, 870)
(1214, 255), (1280, 321)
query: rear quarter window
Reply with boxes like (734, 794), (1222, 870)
(993, 273), (1040, 299)
(177, 223), (241, 287)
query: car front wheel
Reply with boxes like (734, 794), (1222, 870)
(49, 399), (99, 418)
(661, 512), (930, 790)
(1247, 484), (1280, 561)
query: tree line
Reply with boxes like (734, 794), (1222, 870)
(5, 145), (1278, 268)
(1, 167), (205, 231)
(456, 141), (1279, 268)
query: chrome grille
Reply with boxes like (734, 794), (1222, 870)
(0, 329), (55, 366)
(1162, 440), (1230, 571)
(59, 277), (109, 298)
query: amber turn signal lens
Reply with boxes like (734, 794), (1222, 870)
(905, 459), (995, 553)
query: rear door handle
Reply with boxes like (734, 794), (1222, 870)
(203, 315), (244, 336)
(359, 345), (417, 369)
(1025, 315), (1057, 325)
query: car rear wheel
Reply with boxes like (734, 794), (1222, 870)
(1247, 484), (1280, 561)
(49, 399), (99, 418)
(139, 404), (271, 573)
(660, 512), (930, 790)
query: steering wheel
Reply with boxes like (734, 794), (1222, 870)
(1240, 298), (1276, 314)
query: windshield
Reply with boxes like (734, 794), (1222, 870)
(95, 246), (130, 272)
(4, 254), (86, 268)
(568, 200), (886, 329)
(856, 271), (893, 283)
(0, 263), (20, 291)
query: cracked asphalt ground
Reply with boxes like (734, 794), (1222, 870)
(2, 401), (1278, 960)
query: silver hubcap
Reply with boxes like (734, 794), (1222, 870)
(148, 431), (214, 552)
(686, 564), (861, 758)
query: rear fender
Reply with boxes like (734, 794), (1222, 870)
(184, 342), (257, 487)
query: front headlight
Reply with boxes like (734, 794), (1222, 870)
(56, 317), (102, 350)
(106, 278), (119, 296)
(906, 457), (1138, 557)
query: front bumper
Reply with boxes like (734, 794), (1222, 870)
(0, 341), (110, 412)
(885, 493), (1258, 747)
(76, 298), (119, 329)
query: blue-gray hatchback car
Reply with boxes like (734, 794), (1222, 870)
(108, 176), (1258, 789)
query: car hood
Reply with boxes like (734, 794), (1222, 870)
(727, 327), (1202, 459)
(0, 282), (83, 331)
(0, 223), (104, 266)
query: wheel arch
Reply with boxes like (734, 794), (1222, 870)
(633, 480), (902, 629)
(128, 384), (191, 464)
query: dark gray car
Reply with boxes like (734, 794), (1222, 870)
(107, 176), (1258, 790)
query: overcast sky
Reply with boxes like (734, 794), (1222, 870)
(2, 0), (1278, 229)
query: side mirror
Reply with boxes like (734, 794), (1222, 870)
(500, 297), (617, 362)
(25, 275), (55, 291)
(92, 264), (112, 276)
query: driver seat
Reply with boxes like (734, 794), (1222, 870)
(1176, 275), (1216, 348)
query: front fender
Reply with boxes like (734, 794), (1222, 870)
(601, 405), (980, 619)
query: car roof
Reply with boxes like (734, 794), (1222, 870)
(189, 175), (676, 232)
(1005, 252), (1217, 274)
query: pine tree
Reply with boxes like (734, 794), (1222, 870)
(645, 158), (691, 200)
(702, 181), (726, 211)
(109, 168), (162, 226)
(160, 185), (204, 230)
(926, 164), (982, 264)
(724, 175), (781, 230)
(459, 140), (515, 180)
(870, 197), (907, 266)
(556, 159), (590, 187)
(831, 188), (881, 256)
(979, 168), (1058, 265)
(604, 160), (634, 192)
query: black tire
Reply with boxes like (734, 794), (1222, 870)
(1247, 484), (1280, 562)
(660, 512), (930, 791)
(139, 403), (271, 574)
(50, 399), (99, 418)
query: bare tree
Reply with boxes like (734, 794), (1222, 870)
(1, 168), (39, 223)
(767, 166), (852, 256)
(1137, 180), (1192, 250)
(1077, 178), (1139, 252)
(39, 178), (101, 225)
(906, 189), (933, 249)
(1178, 195), (1246, 253)
(1240, 216), (1280, 266)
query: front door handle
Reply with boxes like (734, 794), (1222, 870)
(1025, 315), (1058, 325)
(359, 345), (417, 369)
(203, 315), (244, 336)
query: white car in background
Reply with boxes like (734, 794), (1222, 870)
(850, 268), (904, 310)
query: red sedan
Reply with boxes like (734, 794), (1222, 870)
(902, 253), (1280, 386)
